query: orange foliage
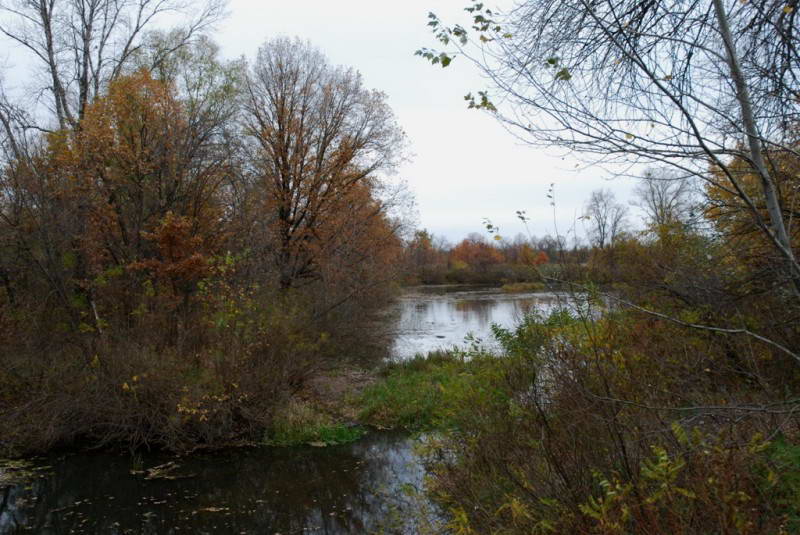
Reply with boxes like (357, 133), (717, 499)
(451, 237), (505, 272)
(26, 68), (232, 336)
(532, 250), (549, 266)
(57, 70), (224, 290)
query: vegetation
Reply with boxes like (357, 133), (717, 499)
(1, 1), (799, 533)
(362, 282), (800, 532)
(400, 2), (800, 531)
(358, 351), (502, 431)
(0, 19), (408, 454)
(403, 229), (567, 286)
(265, 399), (366, 447)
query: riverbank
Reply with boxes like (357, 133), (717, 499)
(6, 282), (799, 534)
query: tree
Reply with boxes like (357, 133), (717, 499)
(451, 234), (504, 272)
(406, 229), (446, 273)
(706, 144), (800, 274)
(421, 0), (800, 295)
(633, 168), (697, 227)
(0, 68), (230, 345)
(242, 37), (406, 289)
(0, 0), (226, 131)
(584, 189), (628, 249)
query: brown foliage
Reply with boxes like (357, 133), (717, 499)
(707, 147), (800, 281)
(0, 58), (407, 453)
(242, 37), (406, 291)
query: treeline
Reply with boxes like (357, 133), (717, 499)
(403, 230), (582, 285)
(0, 9), (408, 454)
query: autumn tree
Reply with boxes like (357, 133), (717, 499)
(242, 37), (407, 290)
(0, 69), (230, 345)
(406, 229), (446, 272)
(707, 145), (800, 275)
(451, 233), (504, 272)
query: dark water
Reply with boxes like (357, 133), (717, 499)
(0, 433), (435, 534)
(1, 286), (564, 534)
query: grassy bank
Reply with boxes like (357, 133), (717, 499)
(358, 350), (503, 431)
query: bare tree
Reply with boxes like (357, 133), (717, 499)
(584, 188), (628, 249)
(422, 0), (800, 295)
(242, 37), (407, 290)
(633, 167), (696, 227)
(0, 0), (226, 131)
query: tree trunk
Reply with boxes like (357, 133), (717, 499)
(712, 0), (800, 296)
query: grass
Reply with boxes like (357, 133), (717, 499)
(265, 399), (365, 447)
(358, 350), (505, 431)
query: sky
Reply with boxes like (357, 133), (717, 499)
(212, 0), (644, 244)
(2, 0), (643, 244)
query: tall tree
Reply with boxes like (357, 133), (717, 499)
(0, 0), (225, 131)
(243, 37), (406, 289)
(633, 168), (696, 227)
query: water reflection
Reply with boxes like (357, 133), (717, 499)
(0, 433), (434, 534)
(391, 286), (569, 360)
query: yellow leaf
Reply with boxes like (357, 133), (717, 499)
(784, 5), (794, 13)
(122, 382), (130, 391)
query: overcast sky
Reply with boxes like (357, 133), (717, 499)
(214, 0), (646, 243)
(3, 0), (643, 244)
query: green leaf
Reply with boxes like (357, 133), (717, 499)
(555, 67), (572, 81)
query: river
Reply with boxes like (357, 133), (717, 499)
(0, 286), (567, 534)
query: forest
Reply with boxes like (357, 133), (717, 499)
(1, 0), (800, 533)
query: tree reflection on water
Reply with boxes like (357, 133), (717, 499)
(1, 432), (438, 534)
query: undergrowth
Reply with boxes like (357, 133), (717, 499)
(358, 350), (503, 431)
(265, 399), (366, 447)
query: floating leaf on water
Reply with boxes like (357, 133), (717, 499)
(197, 506), (229, 513)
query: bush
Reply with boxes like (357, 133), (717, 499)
(420, 307), (800, 534)
(0, 283), (339, 454)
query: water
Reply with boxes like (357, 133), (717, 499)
(0, 433), (434, 534)
(1, 286), (563, 534)
(391, 285), (568, 360)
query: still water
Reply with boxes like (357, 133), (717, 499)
(1, 433), (432, 534)
(391, 285), (568, 360)
(1, 287), (565, 534)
